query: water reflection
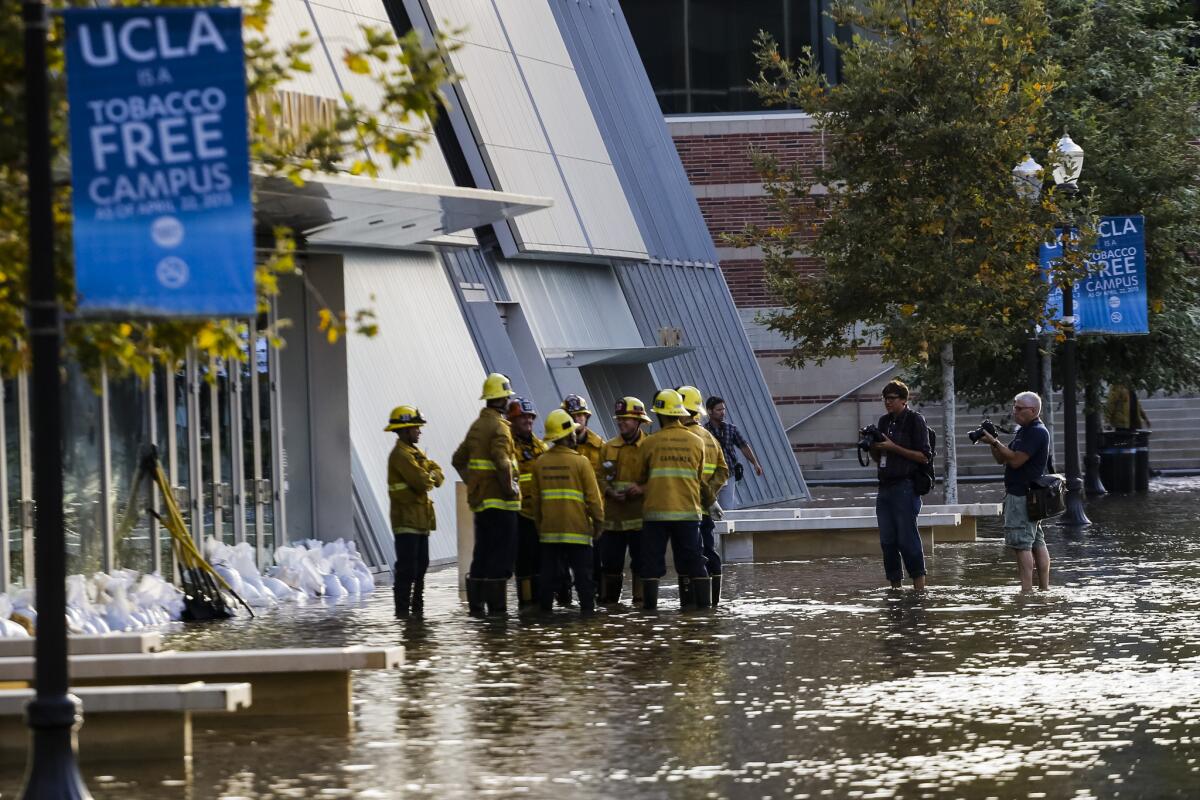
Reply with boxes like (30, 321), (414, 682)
(2, 479), (1199, 797)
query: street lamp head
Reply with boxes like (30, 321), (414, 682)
(1052, 132), (1084, 190)
(1012, 154), (1043, 202)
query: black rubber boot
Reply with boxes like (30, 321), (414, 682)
(484, 579), (509, 617)
(466, 577), (486, 618)
(411, 581), (425, 616)
(393, 580), (413, 618)
(692, 576), (712, 609)
(710, 573), (722, 607)
(631, 576), (644, 605)
(678, 576), (695, 611)
(579, 593), (597, 617)
(555, 574), (573, 606)
(602, 574), (623, 605)
(641, 578), (659, 610)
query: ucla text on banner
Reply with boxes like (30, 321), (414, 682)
(65, 7), (254, 317)
(1039, 215), (1148, 336)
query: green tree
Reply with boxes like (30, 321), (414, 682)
(910, 1), (1200, 426)
(738, 0), (1078, 501)
(1, 0), (457, 383)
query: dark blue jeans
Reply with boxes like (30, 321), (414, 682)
(642, 520), (707, 579)
(876, 481), (926, 583)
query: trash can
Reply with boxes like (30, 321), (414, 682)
(1134, 429), (1152, 492)
(1099, 430), (1137, 493)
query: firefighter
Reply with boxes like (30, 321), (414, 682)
(678, 385), (730, 607)
(385, 405), (444, 618)
(508, 396), (546, 613)
(558, 393), (604, 604)
(452, 373), (521, 617)
(634, 389), (710, 610)
(531, 409), (605, 616)
(597, 396), (651, 605)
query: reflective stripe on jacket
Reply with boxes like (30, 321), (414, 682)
(530, 443), (604, 546)
(388, 440), (445, 533)
(514, 433), (548, 520)
(451, 407), (521, 513)
(599, 429), (647, 531)
(637, 419), (706, 522)
(684, 419), (729, 509)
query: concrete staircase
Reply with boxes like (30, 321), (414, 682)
(798, 394), (1200, 484)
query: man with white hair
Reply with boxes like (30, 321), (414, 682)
(978, 391), (1052, 592)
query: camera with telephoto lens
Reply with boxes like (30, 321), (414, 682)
(967, 418), (998, 444)
(857, 424), (885, 451)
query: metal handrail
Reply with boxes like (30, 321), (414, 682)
(784, 365), (897, 434)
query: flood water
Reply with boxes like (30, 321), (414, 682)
(3, 479), (1200, 799)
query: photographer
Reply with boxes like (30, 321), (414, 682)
(868, 380), (931, 591)
(976, 391), (1051, 592)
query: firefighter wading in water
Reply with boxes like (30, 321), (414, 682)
(508, 396), (546, 613)
(452, 373), (521, 618)
(385, 405), (444, 617)
(531, 409), (605, 616)
(598, 396), (652, 605)
(557, 393), (604, 605)
(678, 385), (729, 607)
(635, 389), (710, 610)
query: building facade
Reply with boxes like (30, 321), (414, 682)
(0, 0), (808, 591)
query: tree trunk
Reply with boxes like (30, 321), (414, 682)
(941, 341), (958, 504)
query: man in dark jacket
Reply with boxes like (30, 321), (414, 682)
(869, 380), (931, 590)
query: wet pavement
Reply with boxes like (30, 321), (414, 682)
(3, 479), (1200, 798)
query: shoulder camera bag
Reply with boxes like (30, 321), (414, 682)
(1026, 473), (1066, 521)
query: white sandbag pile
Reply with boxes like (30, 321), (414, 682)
(266, 539), (376, 599)
(0, 537), (375, 636)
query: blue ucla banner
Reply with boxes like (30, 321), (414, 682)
(1040, 215), (1148, 336)
(64, 7), (254, 317)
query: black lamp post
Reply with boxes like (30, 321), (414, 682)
(19, 1), (93, 797)
(1012, 154), (1044, 396)
(1051, 133), (1091, 527)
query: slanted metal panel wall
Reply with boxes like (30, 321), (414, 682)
(550, 0), (720, 266)
(417, 0), (647, 260)
(441, 246), (510, 302)
(496, 259), (642, 351)
(268, 0), (459, 187)
(617, 262), (809, 505)
(343, 249), (487, 561)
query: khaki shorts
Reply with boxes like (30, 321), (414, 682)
(1003, 493), (1045, 551)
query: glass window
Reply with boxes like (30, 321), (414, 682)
(620, 0), (834, 114)
(109, 374), (153, 573)
(61, 364), (103, 576)
(623, 0), (689, 114)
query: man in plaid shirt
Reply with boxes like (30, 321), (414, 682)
(703, 396), (765, 510)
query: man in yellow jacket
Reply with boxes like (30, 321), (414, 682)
(385, 405), (444, 618)
(531, 409), (605, 616)
(678, 385), (730, 607)
(597, 397), (651, 605)
(452, 373), (521, 617)
(635, 389), (710, 610)
(508, 396), (547, 613)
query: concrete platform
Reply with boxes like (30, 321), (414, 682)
(0, 632), (163, 659)
(717, 513), (958, 561)
(0, 645), (402, 718)
(0, 681), (251, 762)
